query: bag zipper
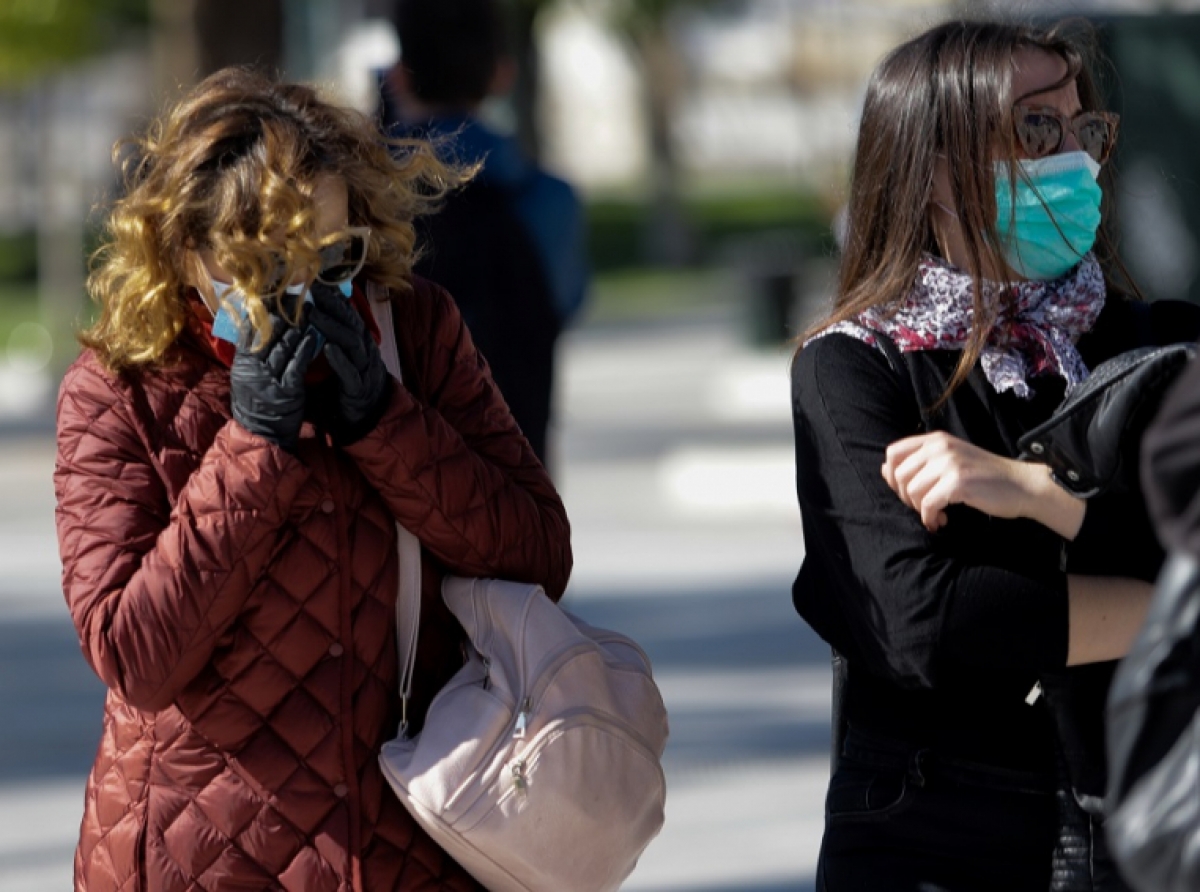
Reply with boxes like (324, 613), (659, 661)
(501, 710), (667, 804)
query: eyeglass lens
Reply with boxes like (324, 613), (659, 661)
(1074, 117), (1113, 164)
(316, 231), (368, 285)
(1017, 110), (1113, 164)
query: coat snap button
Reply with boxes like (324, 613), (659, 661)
(320, 498), (335, 514)
(329, 643), (344, 657)
(1030, 442), (1045, 455)
(334, 784), (349, 798)
(1066, 469), (1081, 483)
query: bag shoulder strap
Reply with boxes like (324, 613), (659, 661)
(871, 329), (935, 431)
(365, 282), (423, 735)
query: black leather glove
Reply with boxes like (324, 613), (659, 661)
(307, 281), (391, 445)
(230, 308), (321, 453)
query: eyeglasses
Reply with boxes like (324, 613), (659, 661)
(1012, 105), (1120, 165)
(314, 226), (371, 286)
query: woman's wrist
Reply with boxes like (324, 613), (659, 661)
(1019, 461), (1087, 540)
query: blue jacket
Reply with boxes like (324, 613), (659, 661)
(386, 108), (589, 324)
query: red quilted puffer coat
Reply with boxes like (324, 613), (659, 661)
(53, 277), (572, 891)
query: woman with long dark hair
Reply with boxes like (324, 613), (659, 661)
(792, 19), (1199, 891)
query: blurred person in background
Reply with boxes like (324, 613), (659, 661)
(790, 19), (1200, 892)
(1096, 342), (1200, 892)
(1100, 328), (1200, 892)
(379, 0), (590, 468)
(53, 66), (571, 891)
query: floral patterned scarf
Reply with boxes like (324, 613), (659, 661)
(820, 253), (1107, 398)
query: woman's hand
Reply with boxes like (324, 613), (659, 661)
(230, 311), (321, 453)
(882, 431), (1086, 539)
(307, 282), (391, 445)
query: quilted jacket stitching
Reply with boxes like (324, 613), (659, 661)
(58, 278), (566, 891)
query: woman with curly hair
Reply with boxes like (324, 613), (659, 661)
(53, 66), (571, 891)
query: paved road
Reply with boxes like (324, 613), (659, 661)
(0, 435), (101, 892)
(0, 308), (829, 891)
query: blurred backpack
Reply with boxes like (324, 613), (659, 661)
(414, 178), (561, 463)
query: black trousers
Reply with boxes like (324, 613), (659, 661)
(818, 728), (1058, 892)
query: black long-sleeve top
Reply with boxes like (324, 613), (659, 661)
(792, 295), (1200, 782)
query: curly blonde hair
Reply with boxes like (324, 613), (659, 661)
(83, 66), (471, 369)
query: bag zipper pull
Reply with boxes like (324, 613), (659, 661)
(1025, 682), (1043, 705)
(514, 698), (531, 739)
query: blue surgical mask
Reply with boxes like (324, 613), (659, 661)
(208, 277), (353, 344)
(994, 150), (1103, 281)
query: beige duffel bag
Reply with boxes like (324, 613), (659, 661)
(370, 293), (669, 892)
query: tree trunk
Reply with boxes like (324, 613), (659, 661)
(150, 0), (198, 100)
(35, 76), (85, 378)
(510, 1), (542, 163)
(193, 0), (285, 78)
(637, 26), (691, 266)
(150, 0), (284, 95)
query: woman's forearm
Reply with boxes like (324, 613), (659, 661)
(1066, 574), (1154, 666)
(1019, 461), (1088, 540)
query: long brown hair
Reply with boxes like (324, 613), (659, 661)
(808, 19), (1126, 405)
(84, 66), (471, 369)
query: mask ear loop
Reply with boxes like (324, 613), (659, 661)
(929, 202), (955, 267)
(928, 153), (960, 265)
(929, 151), (961, 263)
(933, 200), (959, 220)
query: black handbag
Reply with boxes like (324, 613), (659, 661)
(1018, 343), (1197, 498)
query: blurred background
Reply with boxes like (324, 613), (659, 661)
(5, 0), (1200, 889)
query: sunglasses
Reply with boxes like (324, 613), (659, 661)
(1012, 105), (1120, 165)
(314, 226), (371, 286)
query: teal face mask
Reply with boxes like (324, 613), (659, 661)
(994, 150), (1103, 281)
(209, 277), (353, 344)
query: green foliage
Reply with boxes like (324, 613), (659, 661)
(587, 266), (724, 323)
(585, 190), (833, 272)
(609, 0), (717, 38)
(0, 283), (39, 346)
(0, 230), (36, 281)
(0, 0), (149, 85)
